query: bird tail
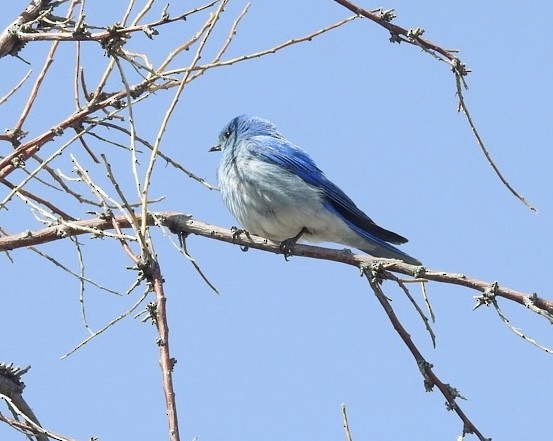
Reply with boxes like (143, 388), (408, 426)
(344, 220), (422, 265)
(360, 242), (422, 266)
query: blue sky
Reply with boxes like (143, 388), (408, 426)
(2, 1), (553, 440)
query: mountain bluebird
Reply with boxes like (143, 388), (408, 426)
(210, 115), (421, 265)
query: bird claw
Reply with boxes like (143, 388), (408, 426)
(230, 226), (250, 252)
(280, 238), (296, 261)
(230, 226), (246, 242)
(279, 227), (308, 261)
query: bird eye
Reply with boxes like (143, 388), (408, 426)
(224, 129), (231, 139)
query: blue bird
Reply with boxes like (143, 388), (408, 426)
(210, 115), (421, 265)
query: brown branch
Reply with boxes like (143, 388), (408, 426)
(332, 0), (459, 65)
(454, 74), (536, 211)
(0, 77), (157, 181)
(0, 88), (127, 179)
(1, 178), (76, 220)
(332, 0), (535, 212)
(1, 212), (551, 318)
(150, 259), (180, 441)
(0, 1), (219, 58)
(367, 273), (489, 440)
(0, 0), (52, 58)
(13, 0), (79, 134)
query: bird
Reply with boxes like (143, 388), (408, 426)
(209, 115), (421, 265)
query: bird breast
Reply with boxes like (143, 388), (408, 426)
(218, 152), (349, 243)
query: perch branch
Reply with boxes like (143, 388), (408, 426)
(1, 213), (550, 318)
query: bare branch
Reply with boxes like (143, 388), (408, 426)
(60, 287), (150, 359)
(332, 0), (535, 211)
(0, 70), (32, 106)
(454, 73), (536, 211)
(180, 15), (358, 76)
(341, 403), (354, 441)
(149, 259), (181, 441)
(0, 0), (54, 58)
(332, 0), (461, 66)
(366, 271), (489, 440)
(141, 0), (228, 237)
(1, 213), (550, 321)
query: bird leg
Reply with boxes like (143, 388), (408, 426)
(280, 227), (309, 260)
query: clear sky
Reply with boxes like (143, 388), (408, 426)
(2, 1), (553, 440)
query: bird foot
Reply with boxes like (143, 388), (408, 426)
(280, 227), (308, 261)
(280, 238), (296, 261)
(231, 226), (250, 252)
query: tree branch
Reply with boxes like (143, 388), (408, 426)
(331, 0), (536, 211)
(0, 0), (52, 58)
(149, 259), (180, 441)
(1, 212), (551, 318)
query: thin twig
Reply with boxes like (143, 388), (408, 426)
(73, 237), (94, 335)
(28, 244), (120, 295)
(492, 299), (553, 354)
(140, 0), (228, 237)
(454, 74), (536, 211)
(112, 55), (143, 207)
(392, 274), (436, 348)
(101, 153), (143, 264)
(96, 120), (217, 190)
(421, 280), (435, 323)
(332, 0), (535, 212)
(0, 70), (32, 106)
(174, 15), (357, 77)
(178, 232), (219, 294)
(14, 1), (78, 133)
(341, 403), (354, 441)
(61, 286), (150, 359)
(1, 178), (76, 220)
(212, 3), (251, 64)
(14, 40), (59, 133)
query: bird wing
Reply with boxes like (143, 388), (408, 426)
(248, 136), (408, 245)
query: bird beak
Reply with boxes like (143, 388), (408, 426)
(209, 144), (221, 152)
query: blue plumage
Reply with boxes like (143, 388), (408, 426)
(210, 115), (421, 265)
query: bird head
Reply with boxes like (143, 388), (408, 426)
(209, 115), (282, 153)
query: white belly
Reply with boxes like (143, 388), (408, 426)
(219, 157), (359, 246)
